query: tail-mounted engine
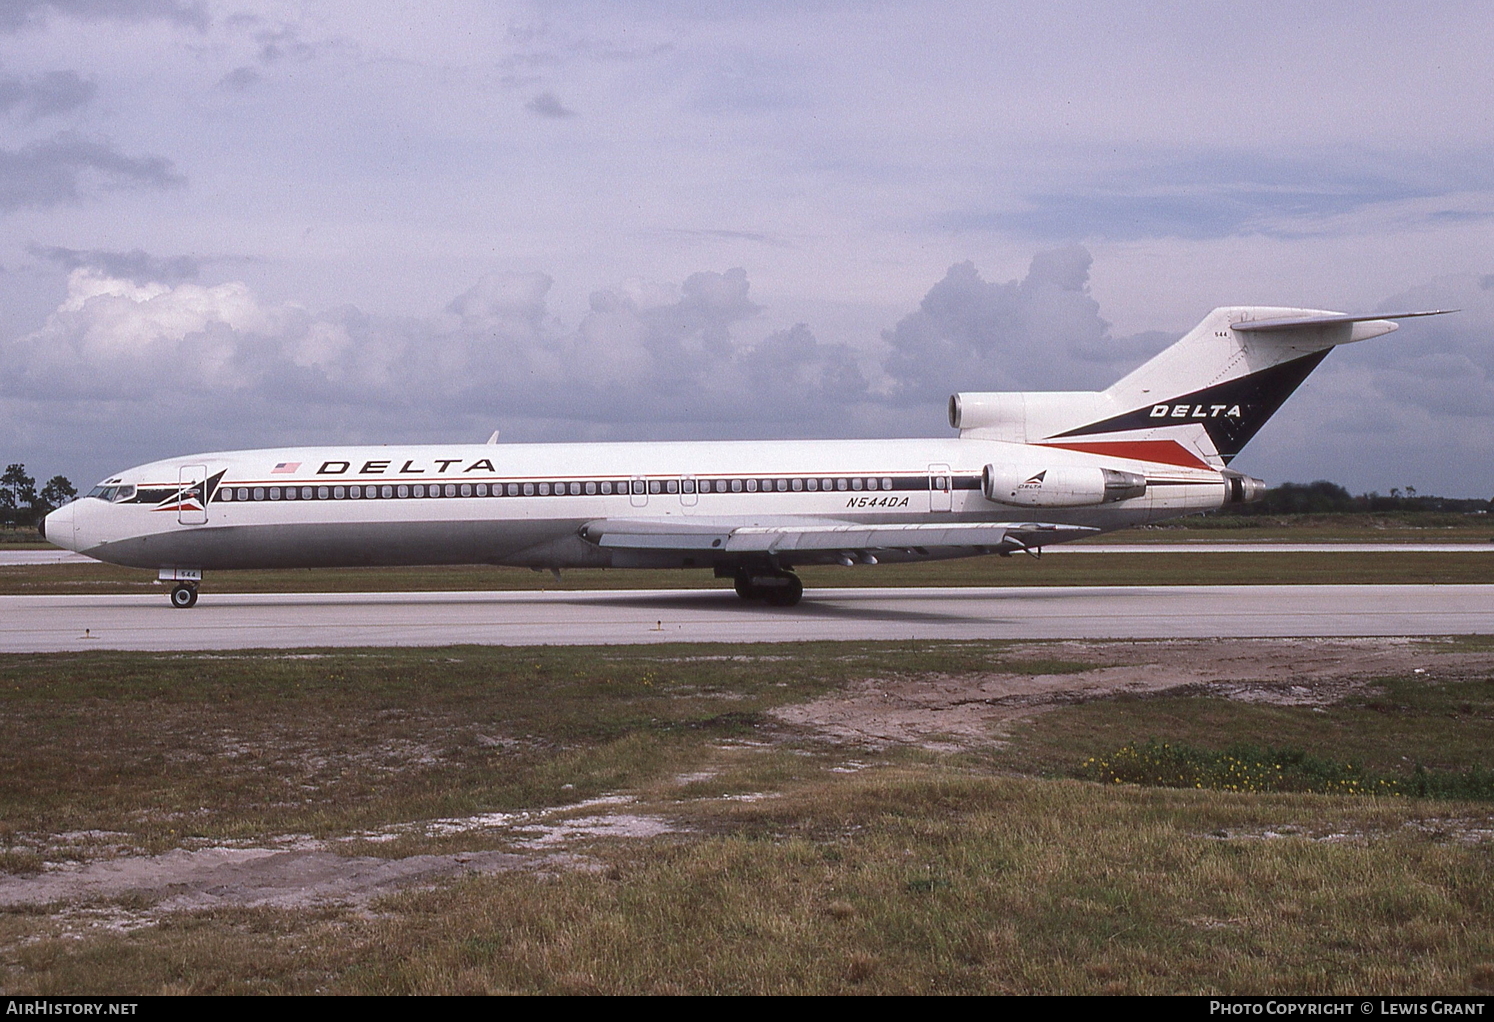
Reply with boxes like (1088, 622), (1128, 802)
(982, 464), (1147, 507)
(1222, 470), (1266, 504)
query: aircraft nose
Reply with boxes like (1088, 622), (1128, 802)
(42, 501), (78, 552)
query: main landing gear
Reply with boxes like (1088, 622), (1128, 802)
(170, 583), (199, 609)
(732, 568), (804, 607)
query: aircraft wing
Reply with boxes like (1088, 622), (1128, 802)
(579, 517), (1097, 555)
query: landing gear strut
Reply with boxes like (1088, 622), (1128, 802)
(170, 583), (199, 609)
(732, 569), (804, 607)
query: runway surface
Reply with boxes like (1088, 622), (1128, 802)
(3, 584), (1492, 651)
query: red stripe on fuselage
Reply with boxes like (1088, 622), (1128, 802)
(1037, 439), (1213, 470)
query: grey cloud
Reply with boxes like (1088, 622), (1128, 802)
(881, 245), (1168, 401)
(525, 92), (576, 118)
(666, 227), (793, 248)
(1355, 273), (1494, 421)
(218, 67), (260, 92)
(254, 26), (317, 64)
(0, 0), (207, 32)
(0, 70), (96, 118)
(0, 134), (184, 212)
(27, 242), (198, 283)
(940, 151), (1494, 242)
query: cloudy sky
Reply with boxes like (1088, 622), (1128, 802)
(2, 0), (1492, 496)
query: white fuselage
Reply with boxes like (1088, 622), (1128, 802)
(44, 436), (1227, 572)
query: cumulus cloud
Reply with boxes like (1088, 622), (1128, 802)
(0, 133), (184, 211)
(0, 266), (870, 468)
(881, 245), (1171, 401)
(0, 70), (96, 118)
(0, 0), (207, 32)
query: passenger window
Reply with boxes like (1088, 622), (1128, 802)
(397, 485), (409, 498)
(301, 487), (312, 500)
(586, 481), (597, 495)
(746, 479), (758, 492)
(791, 479), (802, 491)
(445, 484), (457, 497)
(270, 487), (281, 500)
(648, 480), (661, 494)
(631, 480), (644, 495)
(666, 479), (678, 494)
(523, 483), (535, 496)
(882, 477), (893, 490)
(567, 482), (579, 495)
(822, 478), (834, 491)
(253, 487), (265, 501)
(731, 479), (743, 492)
(220, 489), (232, 502)
(775, 479), (787, 492)
(460, 484), (472, 497)
(682, 479), (696, 494)
(334, 486), (345, 499)
(237, 488), (248, 501)
(477, 484), (488, 496)
(807, 478), (818, 491)
(382, 485), (394, 498)
(507, 483), (518, 496)
(538, 483), (550, 496)
(318, 486), (329, 499)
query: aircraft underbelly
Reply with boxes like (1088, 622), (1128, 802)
(88, 518), (584, 570)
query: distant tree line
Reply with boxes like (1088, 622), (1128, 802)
(1, 464), (76, 529)
(1217, 480), (1493, 516)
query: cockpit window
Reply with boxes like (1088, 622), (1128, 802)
(93, 486), (117, 502)
(113, 486), (135, 502)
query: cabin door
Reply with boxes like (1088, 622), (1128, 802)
(178, 465), (208, 525)
(928, 463), (952, 513)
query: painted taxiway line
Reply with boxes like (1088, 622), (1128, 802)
(2, 584), (1491, 652)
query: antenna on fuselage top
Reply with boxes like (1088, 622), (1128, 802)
(486, 430), (500, 444)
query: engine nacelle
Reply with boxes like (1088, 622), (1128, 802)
(983, 464), (1148, 507)
(1222, 471), (1266, 504)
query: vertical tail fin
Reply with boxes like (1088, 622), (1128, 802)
(953, 307), (1451, 469)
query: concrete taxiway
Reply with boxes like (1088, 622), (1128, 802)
(3, 584), (1492, 652)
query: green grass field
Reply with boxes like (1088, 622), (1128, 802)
(4, 639), (1494, 994)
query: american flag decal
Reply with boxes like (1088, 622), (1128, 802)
(272, 462), (301, 474)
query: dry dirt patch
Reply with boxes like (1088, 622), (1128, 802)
(770, 637), (1481, 751)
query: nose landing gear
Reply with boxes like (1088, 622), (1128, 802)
(160, 569), (203, 609)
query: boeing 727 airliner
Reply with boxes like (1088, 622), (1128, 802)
(41, 305), (1451, 607)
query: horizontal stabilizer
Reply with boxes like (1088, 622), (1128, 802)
(1232, 309), (1456, 333)
(581, 518), (1097, 555)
